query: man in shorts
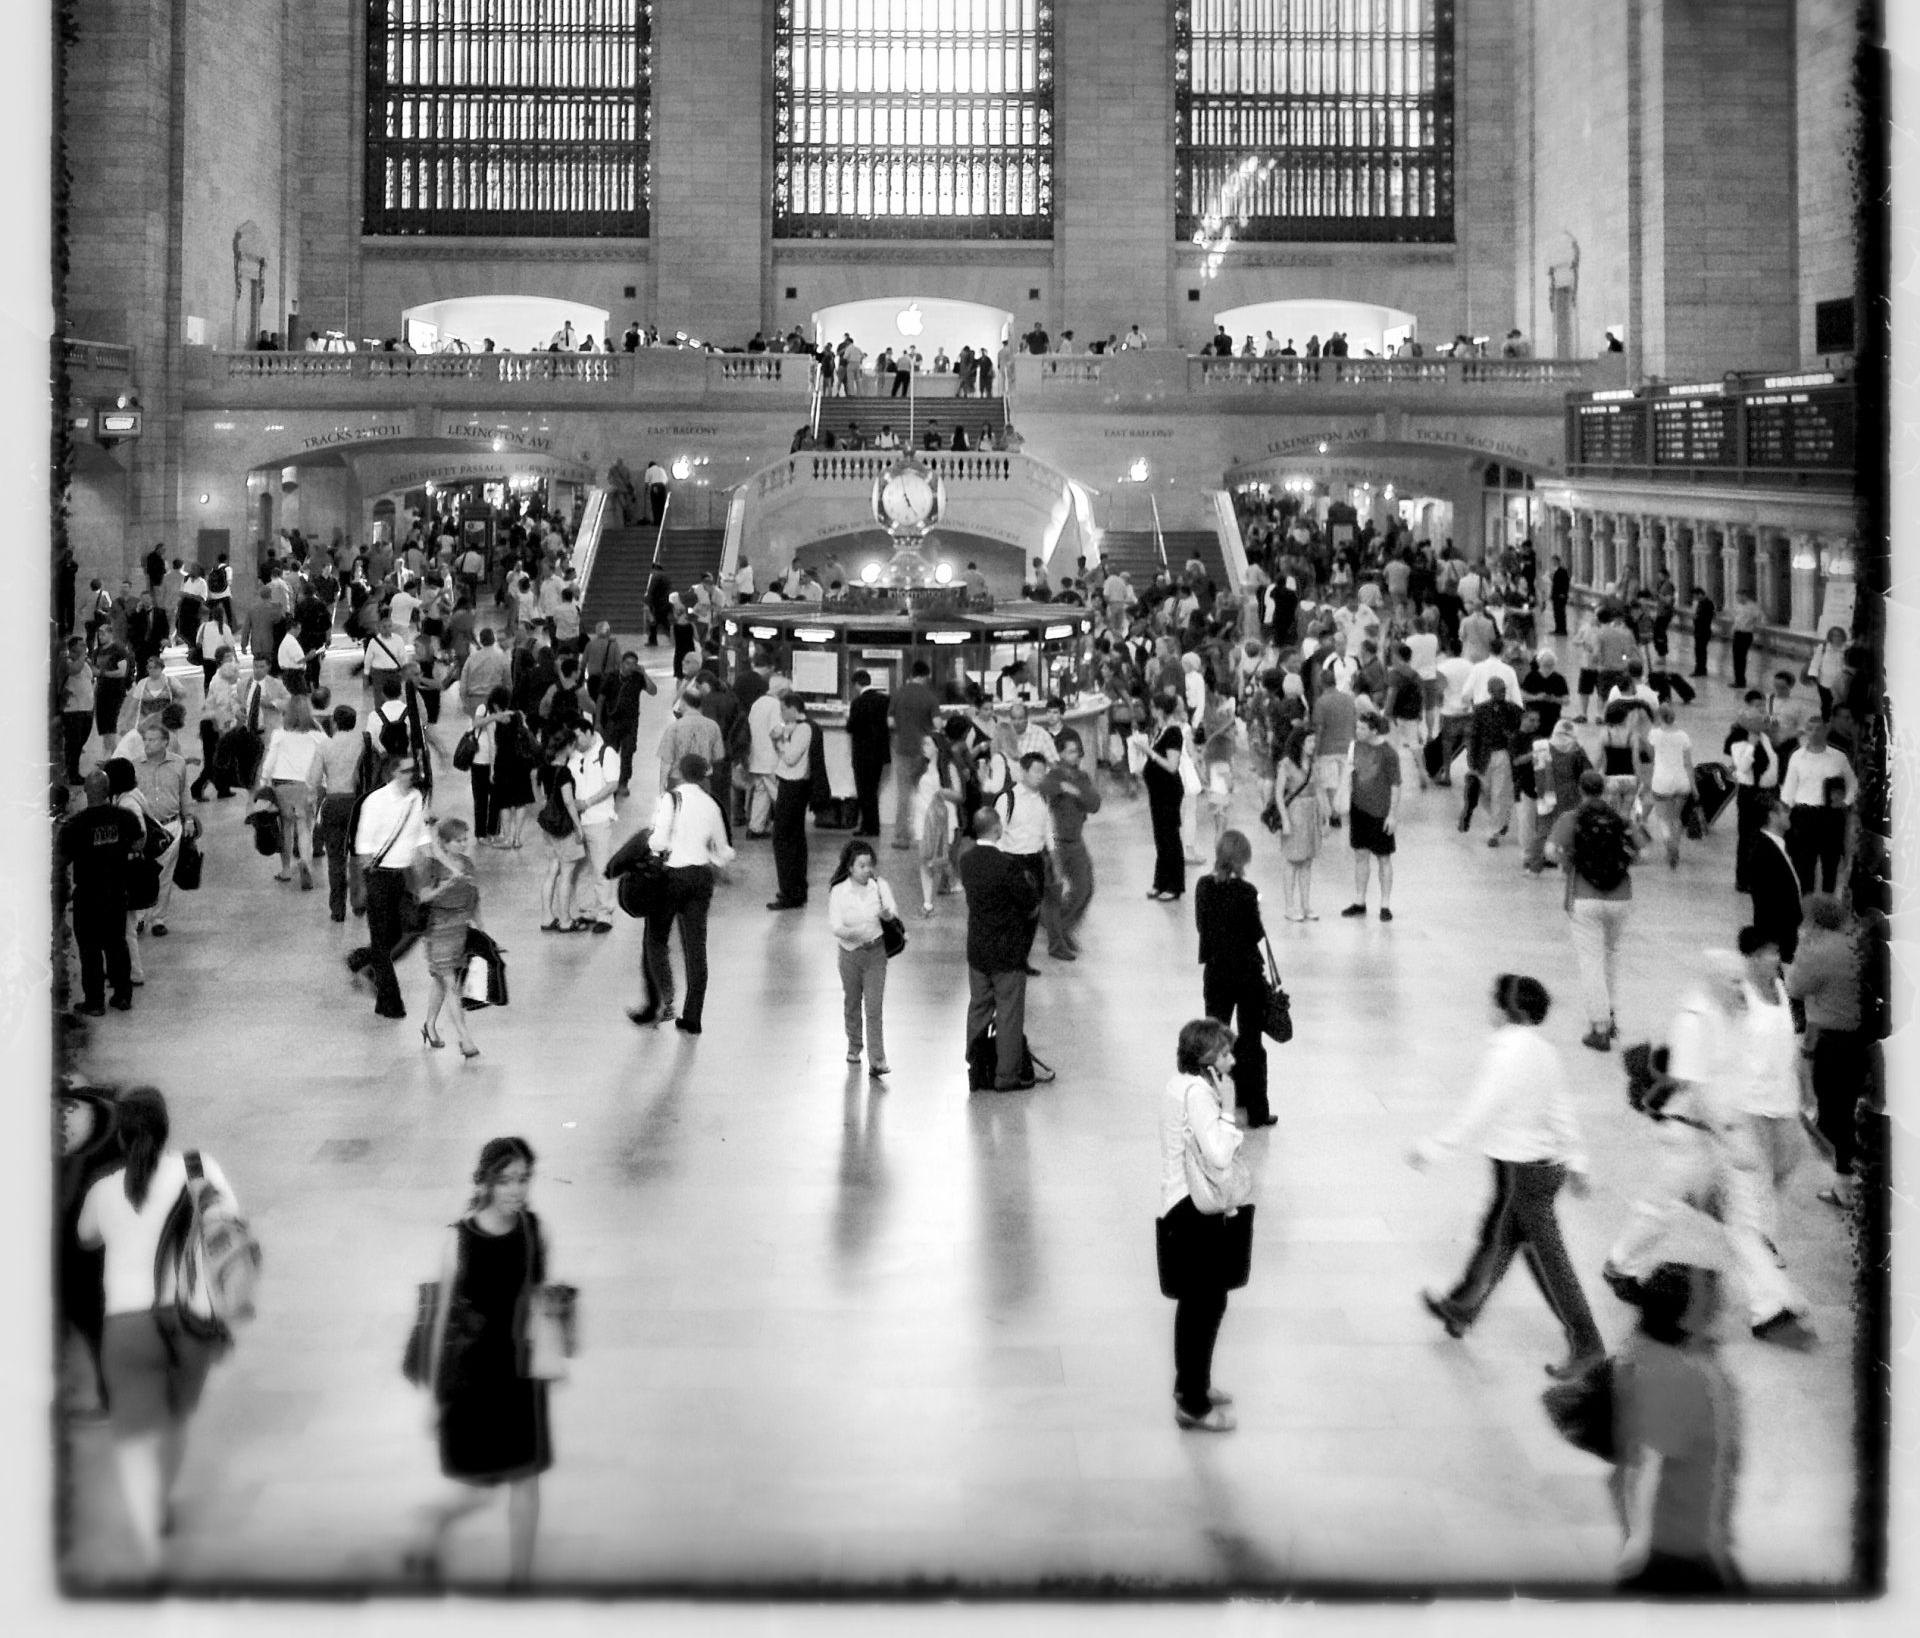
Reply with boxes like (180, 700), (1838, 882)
(1341, 711), (1402, 922)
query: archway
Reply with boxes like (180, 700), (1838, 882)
(400, 295), (612, 353)
(810, 297), (1012, 369)
(1212, 298), (1418, 358)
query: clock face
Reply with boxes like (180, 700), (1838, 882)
(880, 468), (936, 527)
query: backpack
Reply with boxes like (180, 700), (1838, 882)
(153, 1151), (262, 1348)
(966, 1021), (1054, 1090)
(207, 564), (229, 596)
(1571, 802), (1633, 892)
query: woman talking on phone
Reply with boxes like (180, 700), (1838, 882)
(1156, 1018), (1250, 1432)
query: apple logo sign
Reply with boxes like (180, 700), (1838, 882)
(896, 303), (925, 338)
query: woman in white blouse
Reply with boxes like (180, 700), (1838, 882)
(827, 839), (898, 1076)
(1157, 1018), (1248, 1432)
(1643, 703), (1696, 869)
(75, 1086), (237, 1573)
(257, 694), (329, 888)
(1409, 974), (1607, 1380)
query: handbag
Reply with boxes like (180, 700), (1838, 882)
(452, 728), (478, 771)
(1178, 747), (1204, 798)
(608, 794), (678, 919)
(535, 780), (573, 838)
(1540, 1354), (1617, 1461)
(1260, 937), (1294, 1044)
(460, 927), (509, 1010)
(172, 830), (204, 891)
(124, 852), (163, 911)
(1155, 1200), (1257, 1298)
(880, 913), (907, 958)
(519, 1216), (575, 1382)
(401, 1225), (480, 1394)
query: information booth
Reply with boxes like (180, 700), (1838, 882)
(722, 597), (1107, 797)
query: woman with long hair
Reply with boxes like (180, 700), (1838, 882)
(75, 1086), (238, 1574)
(416, 816), (483, 1057)
(1156, 1019), (1249, 1432)
(828, 838), (898, 1076)
(1141, 691), (1190, 900)
(409, 1137), (556, 1586)
(1192, 830), (1274, 1126)
(257, 692), (328, 888)
(535, 728), (587, 932)
(911, 734), (962, 917)
(1275, 726), (1323, 921)
(1644, 702), (1696, 869)
(482, 686), (535, 849)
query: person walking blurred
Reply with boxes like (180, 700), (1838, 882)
(1411, 974), (1606, 1380)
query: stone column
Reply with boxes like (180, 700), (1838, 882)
(1636, 515), (1658, 589)
(1667, 519), (1694, 600)
(1691, 522), (1718, 606)
(1788, 532), (1821, 632)
(1753, 528), (1785, 625)
(1719, 524), (1744, 611)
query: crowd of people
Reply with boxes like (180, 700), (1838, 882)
(52, 478), (1884, 1591)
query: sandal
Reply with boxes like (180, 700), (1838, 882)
(540, 919), (565, 933)
(568, 918), (594, 933)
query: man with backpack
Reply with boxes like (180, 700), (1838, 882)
(1546, 769), (1640, 1051)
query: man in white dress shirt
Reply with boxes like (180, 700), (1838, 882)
(344, 752), (429, 1018)
(628, 753), (735, 1035)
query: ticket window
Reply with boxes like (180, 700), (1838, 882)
(789, 646), (841, 701)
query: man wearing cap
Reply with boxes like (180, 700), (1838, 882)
(1039, 730), (1102, 958)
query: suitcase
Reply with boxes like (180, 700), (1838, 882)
(1694, 762), (1735, 828)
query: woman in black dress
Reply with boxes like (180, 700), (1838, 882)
(1141, 691), (1190, 900)
(412, 1137), (554, 1585)
(480, 686), (536, 849)
(1192, 829), (1274, 1126)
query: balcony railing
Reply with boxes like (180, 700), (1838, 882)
(754, 449), (1031, 496)
(193, 348), (815, 400)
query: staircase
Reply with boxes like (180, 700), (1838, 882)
(1094, 530), (1164, 589)
(815, 395), (1009, 449)
(581, 527), (728, 633)
(1161, 529), (1235, 596)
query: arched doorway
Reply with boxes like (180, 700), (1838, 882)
(400, 295), (612, 353)
(810, 297), (1012, 369)
(1212, 298), (1418, 357)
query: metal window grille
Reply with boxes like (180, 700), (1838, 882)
(773, 0), (1054, 241)
(365, 0), (651, 237)
(1174, 0), (1453, 244)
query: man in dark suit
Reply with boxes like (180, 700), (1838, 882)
(846, 669), (892, 837)
(1747, 799), (1804, 964)
(958, 808), (1043, 1091)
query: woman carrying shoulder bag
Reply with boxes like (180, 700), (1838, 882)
(1157, 1018), (1253, 1432)
(534, 729), (587, 932)
(407, 1136), (561, 1587)
(74, 1086), (237, 1574)
(1193, 830), (1275, 1127)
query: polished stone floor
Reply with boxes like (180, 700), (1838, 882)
(55, 638), (1863, 1596)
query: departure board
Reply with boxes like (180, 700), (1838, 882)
(1652, 398), (1736, 466)
(1745, 390), (1853, 470)
(1574, 403), (1643, 466)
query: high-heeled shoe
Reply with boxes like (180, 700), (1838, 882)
(459, 1042), (480, 1059)
(421, 1023), (444, 1049)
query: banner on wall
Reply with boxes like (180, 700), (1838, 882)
(353, 450), (596, 498)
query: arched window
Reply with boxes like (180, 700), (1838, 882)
(1174, 0), (1453, 244)
(365, 1), (652, 237)
(773, 0), (1054, 240)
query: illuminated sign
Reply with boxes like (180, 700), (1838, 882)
(1589, 388), (1636, 402)
(1761, 371), (1834, 390)
(1664, 382), (1724, 396)
(927, 631), (968, 644)
(96, 409), (142, 439)
(748, 626), (778, 640)
(793, 627), (835, 643)
(1043, 623), (1074, 639)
